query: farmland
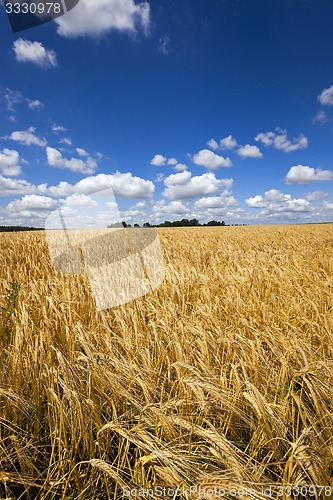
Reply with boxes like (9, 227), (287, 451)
(1, 224), (333, 499)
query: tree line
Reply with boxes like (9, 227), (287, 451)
(120, 219), (229, 228)
(0, 226), (44, 232)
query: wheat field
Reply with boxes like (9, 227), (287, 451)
(1, 224), (333, 499)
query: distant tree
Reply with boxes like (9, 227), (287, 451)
(143, 222), (151, 228)
(206, 220), (225, 226)
(134, 223), (140, 228)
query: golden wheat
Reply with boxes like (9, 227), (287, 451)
(0, 224), (333, 499)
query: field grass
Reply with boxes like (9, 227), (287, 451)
(0, 224), (333, 499)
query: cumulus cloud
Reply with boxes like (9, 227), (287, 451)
(74, 172), (155, 199)
(318, 85), (333, 106)
(55, 0), (150, 38)
(208, 135), (262, 159)
(46, 147), (98, 174)
(0, 170), (155, 200)
(0, 175), (36, 197)
(163, 171), (192, 186)
(220, 135), (238, 150)
(6, 195), (59, 220)
(150, 154), (178, 166)
(150, 154), (166, 166)
(195, 193), (238, 209)
(255, 129), (308, 152)
(8, 127), (47, 147)
(285, 165), (333, 184)
(0, 149), (22, 177)
(8, 194), (57, 212)
(237, 144), (262, 159)
(163, 171), (231, 200)
(173, 163), (187, 171)
(62, 194), (98, 207)
(152, 200), (189, 218)
(13, 39), (57, 68)
(193, 149), (232, 169)
(207, 139), (219, 151)
(246, 189), (311, 213)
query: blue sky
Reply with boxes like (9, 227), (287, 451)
(0, 0), (333, 227)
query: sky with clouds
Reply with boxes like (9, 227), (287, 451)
(0, 0), (333, 227)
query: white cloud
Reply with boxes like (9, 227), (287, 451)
(38, 181), (74, 198)
(285, 165), (333, 184)
(207, 139), (219, 151)
(304, 191), (327, 202)
(245, 195), (266, 208)
(237, 144), (262, 159)
(153, 200), (189, 216)
(323, 200), (333, 210)
(9, 127), (47, 147)
(55, 0), (150, 38)
(0, 149), (22, 177)
(1, 88), (44, 113)
(163, 171), (230, 200)
(246, 189), (311, 213)
(150, 154), (167, 166)
(46, 147), (98, 175)
(7, 195), (58, 220)
(13, 39), (57, 68)
(173, 163), (187, 171)
(52, 124), (67, 133)
(76, 148), (89, 157)
(150, 154), (178, 167)
(27, 99), (43, 110)
(60, 137), (72, 146)
(1, 88), (24, 112)
(74, 172), (155, 199)
(0, 172), (155, 204)
(193, 149), (232, 169)
(135, 201), (146, 209)
(0, 170), (155, 201)
(62, 194), (98, 207)
(195, 194), (238, 209)
(313, 110), (329, 124)
(318, 85), (333, 106)
(164, 171), (192, 186)
(255, 129), (308, 152)
(220, 135), (238, 150)
(0, 175), (36, 197)
(155, 173), (165, 182)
